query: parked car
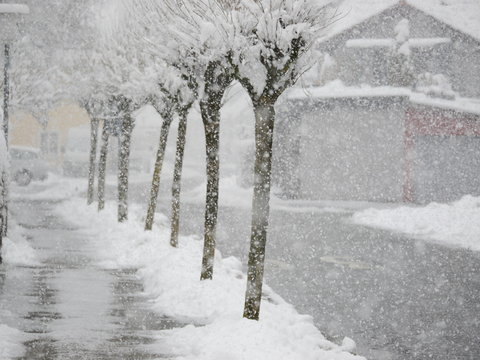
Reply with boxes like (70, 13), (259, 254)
(9, 146), (49, 186)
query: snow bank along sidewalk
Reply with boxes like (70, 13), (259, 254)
(0, 324), (28, 359)
(56, 197), (365, 360)
(0, 222), (38, 359)
(352, 195), (480, 252)
(1, 221), (38, 266)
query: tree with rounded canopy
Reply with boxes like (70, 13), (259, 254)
(106, 0), (200, 244)
(228, 0), (334, 320)
(98, 0), (335, 322)
(116, 0), (241, 278)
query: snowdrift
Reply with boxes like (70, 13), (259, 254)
(57, 197), (365, 360)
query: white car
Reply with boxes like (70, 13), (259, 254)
(9, 146), (49, 186)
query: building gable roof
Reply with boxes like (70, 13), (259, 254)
(324, 0), (480, 42)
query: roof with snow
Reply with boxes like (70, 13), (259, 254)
(324, 0), (480, 42)
(287, 82), (480, 116)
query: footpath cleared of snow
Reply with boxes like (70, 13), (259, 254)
(56, 197), (365, 360)
(352, 195), (480, 252)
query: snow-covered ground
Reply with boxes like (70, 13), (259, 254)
(352, 195), (480, 252)
(0, 223), (36, 359)
(182, 174), (380, 214)
(0, 221), (38, 266)
(5, 173), (480, 358)
(0, 324), (28, 359)
(55, 196), (364, 360)
(10, 172), (85, 201)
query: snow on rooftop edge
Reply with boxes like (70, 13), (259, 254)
(323, 0), (480, 42)
(409, 0), (480, 42)
(410, 93), (480, 116)
(0, 4), (29, 14)
(287, 82), (411, 100)
(322, 0), (397, 42)
(286, 82), (480, 115)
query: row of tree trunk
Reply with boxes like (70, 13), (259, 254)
(85, 74), (276, 322)
(86, 97), (192, 239)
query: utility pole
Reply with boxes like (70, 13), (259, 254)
(0, 15), (10, 263)
(3, 43), (9, 145)
(0, 2), (29, 263)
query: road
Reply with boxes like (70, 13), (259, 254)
(2, 177), (479, 360)
(127, 180), (480, 360)
(0, 196), (179, 359)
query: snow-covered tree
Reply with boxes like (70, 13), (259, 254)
(167, 65), (199, 247)
(106, 0), (200, 242)
(181, 1), (238, 281)
(118, 0), (239, 277)
(228, 0), (333, 320)
(79, 1), (161, 220)
(2, 1), (90, 255)
(97, 0), (334, 321)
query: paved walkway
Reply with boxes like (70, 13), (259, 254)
(0, 198), (177, 360)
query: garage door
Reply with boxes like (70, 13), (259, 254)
(413, 135), (480, 203)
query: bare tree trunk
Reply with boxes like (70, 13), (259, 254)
(198, 60), (233, 280)
(98, 121), (109, 211)
(117, 114), (134, 222)
(145, 115), (173, 230)
(200, 102), (220, 280)
(0, 171), (7, 264)
(87, 118), (99, 205)
(3, 44), (10, 146)
(170, 110), (188, 247)
(243, 102), (275, 321)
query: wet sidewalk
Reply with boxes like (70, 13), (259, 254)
(0, 199), (177, 359)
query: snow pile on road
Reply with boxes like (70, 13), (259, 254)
(57, 197), (365, 360)
(1, 221), (38, 266)
(352, 195), (480, 251)
(0, 324), (27, 359)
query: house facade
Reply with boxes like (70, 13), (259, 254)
(273, 0), (480, 203)
(10, 102), (90, 168)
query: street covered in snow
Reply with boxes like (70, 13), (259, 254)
(1, 175), (479, 359)
(1, 0), (480, 359)
(1, 176), (366, 360)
